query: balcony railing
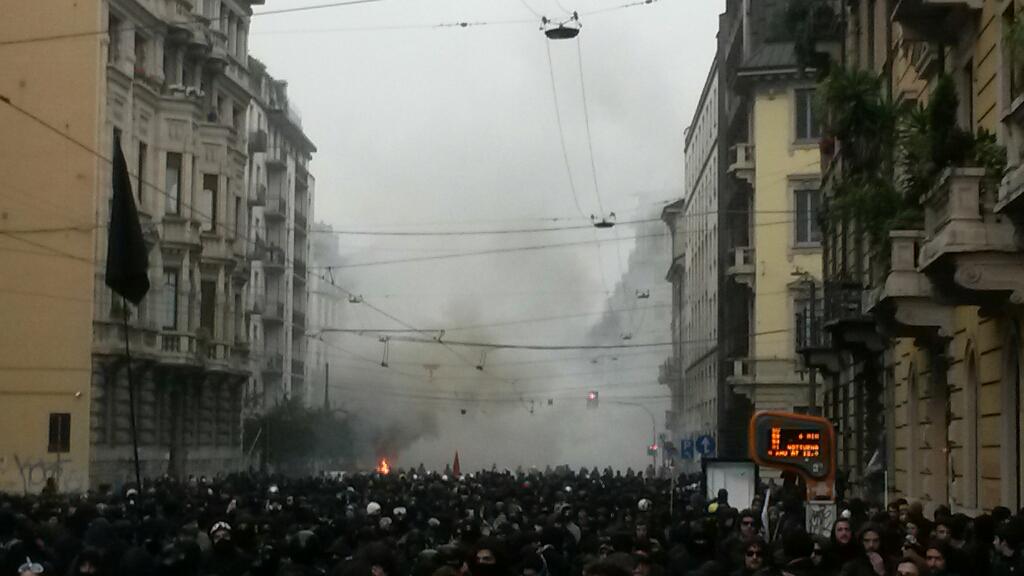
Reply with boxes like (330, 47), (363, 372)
(727, 143), (755, 183)
(264, 245), (286, 271)
(263, 352), (284, 374)
(161, 217), (201, 247)
(920, 167), (1015, 269)
(658, 357), (680, 386)
(726, 246), (755, 286)
(265, 196), (287, 220)
(249, 129), (268, 153)
(891, 0), (983, 43)
(263, 301), (285, 323)
(159, 331), (199, 364)
(266, 147), (287, 170)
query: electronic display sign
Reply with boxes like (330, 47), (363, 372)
(749, 411), (834, 481)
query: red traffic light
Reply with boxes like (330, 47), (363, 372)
(588, 391), (598, 401)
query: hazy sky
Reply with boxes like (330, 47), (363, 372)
(249, 0), (725, 471)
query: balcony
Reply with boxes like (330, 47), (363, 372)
(266, 147), (287, 171)
(891, 0), (983, 43)
(161, 217), (201, 249)
(159, 331), (200, 366)
(232, 341), (250, 366)
(658, 357), (680, 386)
(865, 231), (953, 342)
(725, 358), (754, 388)
(822, 279), (884, 354)
(263, 352), (284, 375)
(727, 143), (755, 184)
(919, 168), (1024, 309)
(93, 320), (160, 357)
(264, 245), (286, 272)
(250, 293), (265, 314)
(204, 340), (232, 371)
(249, 129), (268, 154)
(232, 236), (248, 260)
(263, 301), (285, 324)
(726, 246), (755, 288)
(265, 196), (287, 220)
(201, 234), (234, 263)
(726, 357), (815, 403)
(248, 184), (266, 207)
(208, 29), (228, 69)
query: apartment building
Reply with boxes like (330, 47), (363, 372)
(246, 59), (316, 409)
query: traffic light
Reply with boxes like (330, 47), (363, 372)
(647, 443), (658, 456)
(587, 390), (599, 409)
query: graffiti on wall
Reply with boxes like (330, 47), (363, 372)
(0, 453), (84, 494)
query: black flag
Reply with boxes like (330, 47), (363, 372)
(105, 136), (150, 304)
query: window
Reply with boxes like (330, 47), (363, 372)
(163, 269), (178, 329)
(133, 34), (147, 75)
(202, 174), (218, 233)
(795, 89), (821, 141)
(794, 295), (822, 348)
(165, 153), (182, 215)
(201, 280), (217, 333)
(235, 196), (243, 239)
(48, 413), (71, 453)
(137, 142), (147, 206)
(107, 14), (121, 64)
(795, 188), (821, 245)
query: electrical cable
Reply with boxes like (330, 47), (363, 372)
(0, 0), (388, 47)
(315, 231), (667, 269)
(544, 40), (587, 218)
(309, 217), (660, 236)
(575, 36), (605, 216)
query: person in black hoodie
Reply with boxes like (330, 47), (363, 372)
(824, 518), (858, 575)
(201, 522), (249, 576)
(778, 531), (815, 576)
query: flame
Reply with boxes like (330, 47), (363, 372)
(377, 458), (391, 475)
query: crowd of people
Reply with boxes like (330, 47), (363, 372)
(1, 468), (1023, 576)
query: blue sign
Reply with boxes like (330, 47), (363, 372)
(679, 438), (694, 460)
(696, 434), (716, 456)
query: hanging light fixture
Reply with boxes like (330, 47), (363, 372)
(542, 12), (581, 40)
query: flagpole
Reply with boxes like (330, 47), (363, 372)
(122, 296), (143, 490)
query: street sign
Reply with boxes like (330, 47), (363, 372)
(696, 434), (716, 456)
(680, 438), (694, 460)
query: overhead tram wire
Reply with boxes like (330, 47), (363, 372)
(575, 36), (605, 217)
(0, 0), (386, 47)
(1, 0), (666, 47)
(311, 217), (661, 236)
(312, 270), (522, 388)
(315, 231), (668, 270)
(327, 326), (792, 352)
(544, 40), (587, 218)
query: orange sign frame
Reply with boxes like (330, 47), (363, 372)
(748, 411), (836, 501)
